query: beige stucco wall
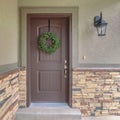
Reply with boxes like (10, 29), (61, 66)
(19, 0), (79, 7)
(19, 0), (120, 68)
(77, 0), (120, 67)
(0, 0), (18, 66)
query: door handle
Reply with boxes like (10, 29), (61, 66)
(64, 69), (67, 78)
(64, 63), (67, 78)
(64, 64), (67, 69)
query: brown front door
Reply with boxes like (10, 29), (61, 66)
(27, 14), (70, 103)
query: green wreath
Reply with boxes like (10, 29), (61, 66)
(38, 32), (60, 54)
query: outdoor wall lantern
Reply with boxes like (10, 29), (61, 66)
(94, 12), (108, 36)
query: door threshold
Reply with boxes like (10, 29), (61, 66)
(29, 103), (70, 108)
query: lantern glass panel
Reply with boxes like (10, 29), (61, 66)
(97, 22), (107, 36)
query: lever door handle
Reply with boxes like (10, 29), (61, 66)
(64, 64), (67, 69)
(64, 69), (67, 78)
(64, 64), (67, 78)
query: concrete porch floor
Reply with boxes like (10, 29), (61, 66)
(82, 116), (120, 120)
(15, 107), (120, 120)
(15, 103), (120, 120)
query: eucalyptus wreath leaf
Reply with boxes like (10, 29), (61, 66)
(38, 32), (60, 54)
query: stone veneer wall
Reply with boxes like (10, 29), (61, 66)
(2, 69), (120, 118)
(19, 69), (26, 108)
(0, 70), (19, 120)
(72, 69), (120, 116)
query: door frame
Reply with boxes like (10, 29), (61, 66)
(27, 13), (72, 107)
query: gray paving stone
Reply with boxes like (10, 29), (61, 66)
(82, 116), (120, 120)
